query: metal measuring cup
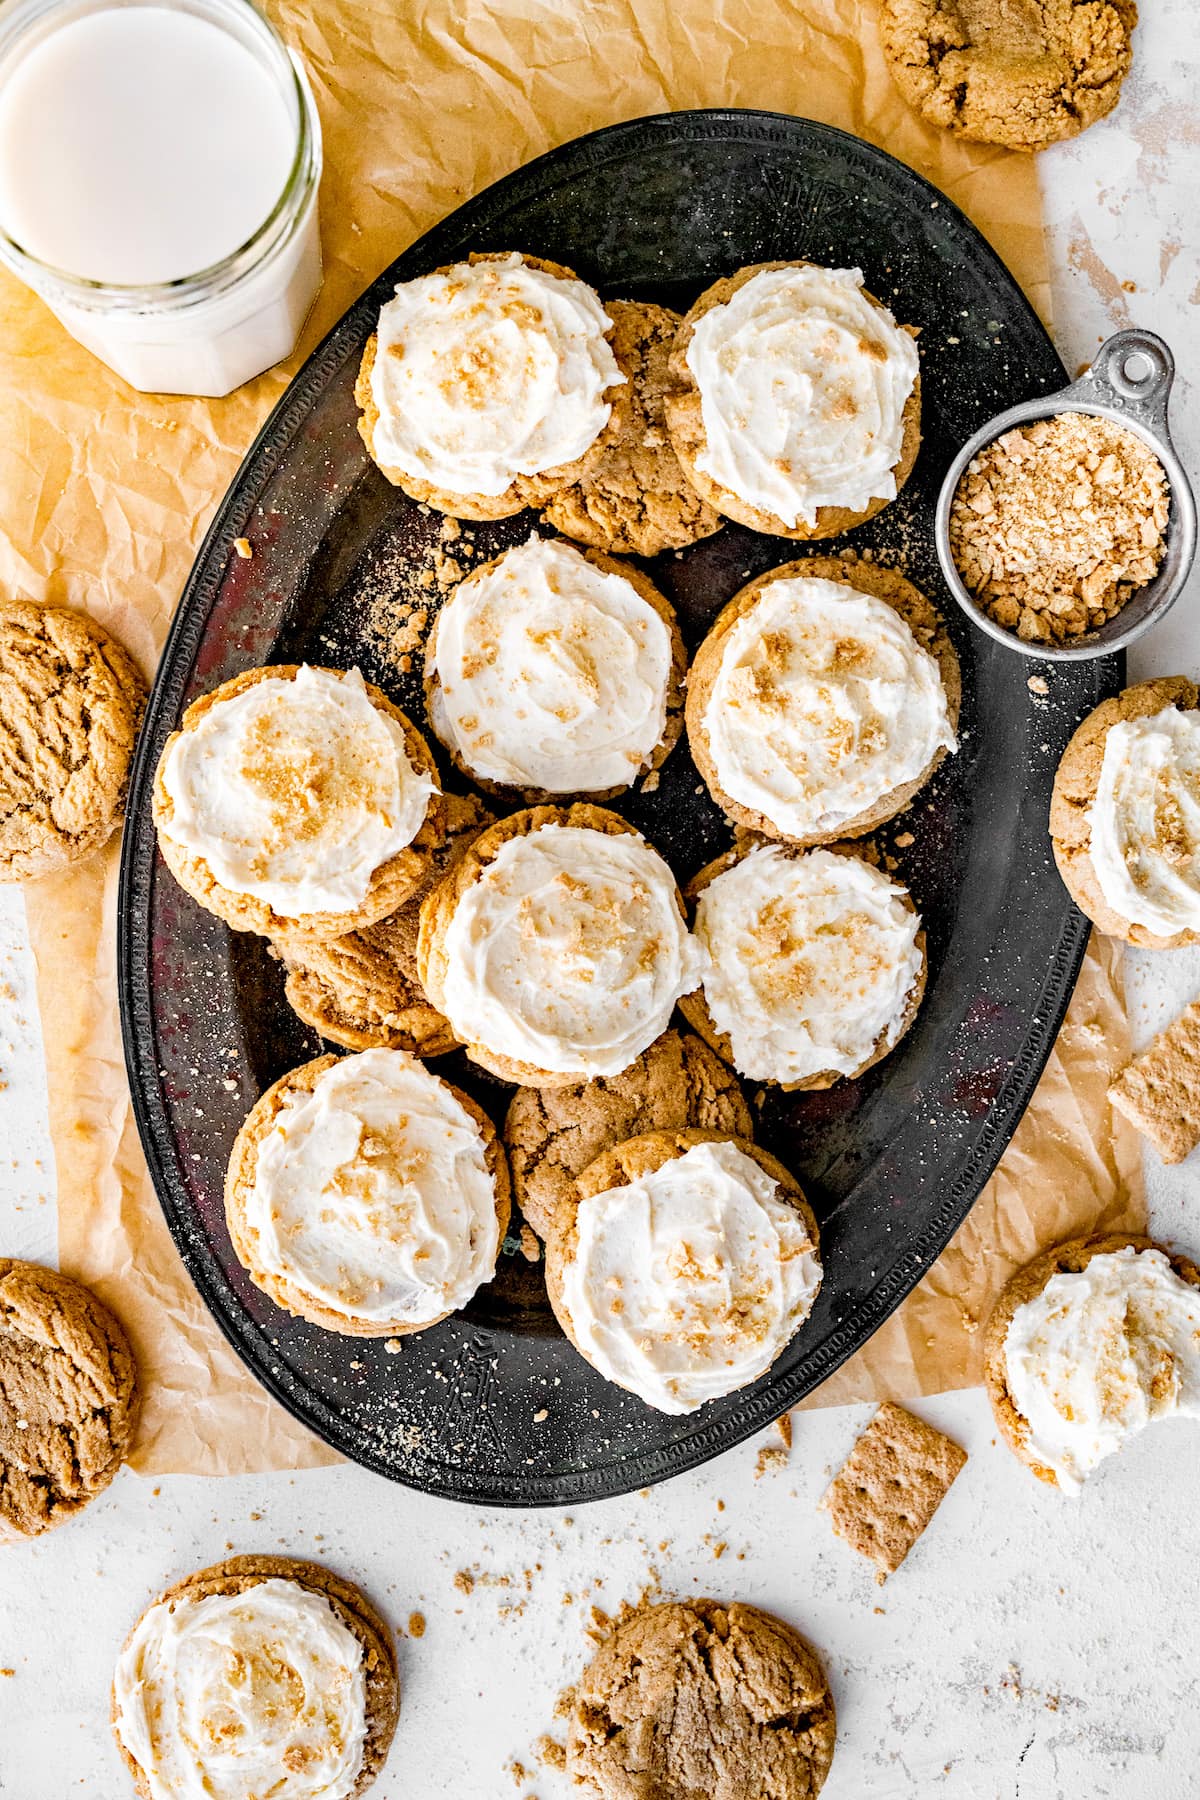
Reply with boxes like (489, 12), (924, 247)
(933, 328), (1197, 661)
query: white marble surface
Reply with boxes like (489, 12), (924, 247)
(2, 8), (1199, 1796)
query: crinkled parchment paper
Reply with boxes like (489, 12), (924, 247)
(1, 0), (1140, 1473)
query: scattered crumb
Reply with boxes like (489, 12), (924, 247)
(0, 1668), (13, 1678)
(755, 1445), (789, 1478)
(533, 1408), (549, 1423)
(712, 1540), (727, 1559)
(776, 1413), (793, 1450)
(1027, 674), (1049, 695)
(232, 536), (253, 559)
(894, 831), (914, 848)
(454, 1570), (475, 1595)
(408, 1612), (426, 1638)
(535, 1736), (566, 1770)
(385, 1338), (404, 1355)
(509, 1760), (527, 1786)
(641, 769), (661, 792)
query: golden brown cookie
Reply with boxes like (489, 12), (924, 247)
(665, 261), (921, 540)
(355, 253), (627, 519)
(685, 557), (960, 845)
(566, 1597), (836, 1799)
(679, 840), (928, 1090)
(544, 1127), (819, 1361)
(543, 299), (723, 555)
(153, 664), (446, 942)
(417, 801), (690, 1088)
(982, 1233), (1200, 1487)
(423, 543), (687, 803)
(0, 598), (146, 883)
(1109, 1000), (1200, 1165)
(112, 1554), (399, 1800)
(503, 1028), (754, 1238)
(1049, 675), (1199, 949)
(880, 0), (1137, 152)
(224, 1051), (511, 1336)
(0, 1258), (138, 1542)
(273, 791), (493, 1055)
(820, 1401), (966, 1576)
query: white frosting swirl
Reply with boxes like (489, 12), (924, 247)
(439, 822), (703, 1076)
(429, 534), (673, 792)
(1004, 1246), (1200, 1494)
(242, 1049), (500, 1326)
(685, 265), (920, 527)
(158, 667), (435, 916)
(112, 1578), (368, 1800)
(561, 1138), (821, 1413)
(1088, 706), (1200, 936)
(693, 846), (923, 1083)
(701, 575), (956, 838)
(369, 254), (622, 497)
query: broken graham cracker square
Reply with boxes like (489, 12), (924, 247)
(1109, 999), (1200, 1165)
(820, 1402), (966, 1578)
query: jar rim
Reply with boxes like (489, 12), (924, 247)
(0, 0), (322, 312)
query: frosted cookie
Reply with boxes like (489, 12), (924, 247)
(820, 1401), (966, 1577)
(544, 300), (723, 555)
(112, 1554), (398, 1800)
(567, 1598), (836, 1799)
(984, 1235), (1200, 1493)
(355, 252), (625, 519)
(0, 1258), (138, 1542)
(1050, 676), (1200, 949)
(154, 664), (445, 941)
(226, 1049), (509, 1336)
(681, 843), (926, 1089)
(544, 1129), (821, 1413)
(665, 261), (921, 539)
(0, 597), (146, 882)
(880, 0), (1136, 152)
(417, 804), (703, 1087)
(686, 558), (959, 845)
(424, 534), (685, 801)
(273, 791), (493, 1056)
(1109, 1000), (1200, 1165)
(503, 1028), (753, 1238)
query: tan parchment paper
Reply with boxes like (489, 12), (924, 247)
(1, 0), (1142, 1473)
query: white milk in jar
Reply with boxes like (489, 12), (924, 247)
(0, 0), (323, 395)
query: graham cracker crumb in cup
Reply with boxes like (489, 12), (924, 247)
(948, 412), (1169, 644)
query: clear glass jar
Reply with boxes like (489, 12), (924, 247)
(0, 0), (323, 396)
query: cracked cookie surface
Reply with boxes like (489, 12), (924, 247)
(0, 598), (146, 882)
(544, 300), (723, 556)
(0, 1258), (138, 1541)
(880, 0), (1137, 151)
(567, 1597), (836, 1799)
(503, 1028), (753, 1237)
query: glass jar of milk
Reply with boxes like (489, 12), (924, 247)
(0, 0), (323, 395)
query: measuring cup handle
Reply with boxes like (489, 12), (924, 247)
(1069, 329), (1176, 438)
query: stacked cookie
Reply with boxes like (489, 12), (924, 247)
(151, 247), (962, 1417)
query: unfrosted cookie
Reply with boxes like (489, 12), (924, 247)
(424, 534), (686, 802)
(225, 1049), (510, 1336)
(983, 1234), (1200, 1491)
(544, 300), (723, 555)
(665, 262), (921, 540)
(0, 598), (145, 882)
(820, 1401), (966, 1576)
(0, 1258), (138, 1541)
(545, 1129), (820, 1413)
(273, 791), (493, 1055)
(880, 0), (1137, 152)
(686, 557), (960, 845)
(112, 1554), (398, 1800)
(681, 841), (927, 1089)
(567, 1597), (836, 1799)
(153, 664), (446, 942)
(355, 252), (626, 519)
(503, 1028), (753, 1238)
(1050, 675), (1200, 949)
(417, 803), (702, 1088)
(1109, 1000), (1200, 1164)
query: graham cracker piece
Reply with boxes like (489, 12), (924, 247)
(1109, 1000), (1200, 1164)
(820, 1401), (966, 1577)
